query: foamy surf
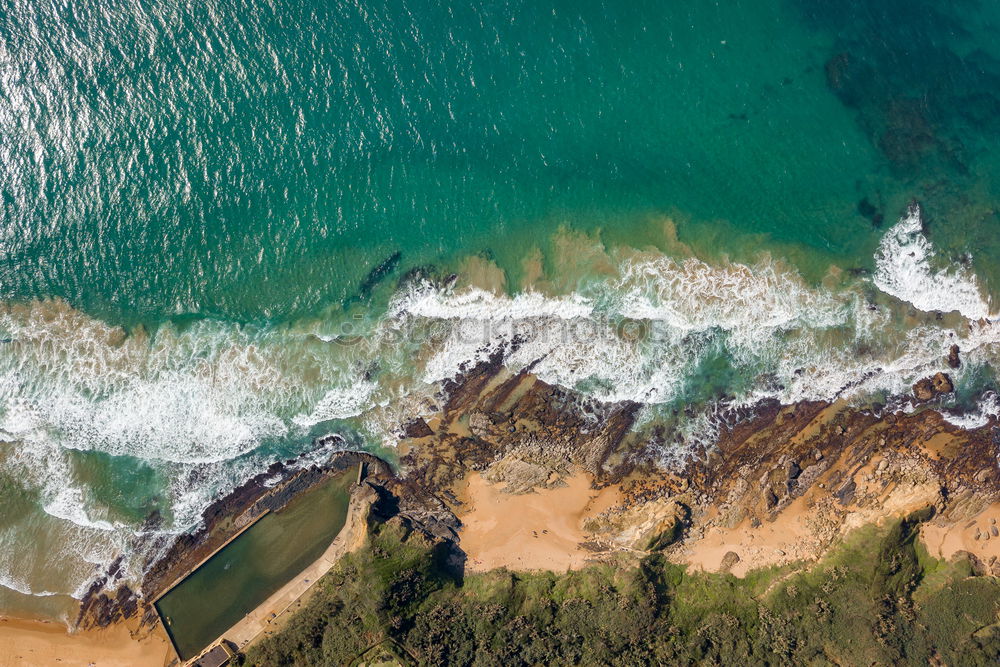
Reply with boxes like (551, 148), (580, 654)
(292, 381), (377, 427)
(873, 203), (993, 320)
(3, 225), (1000, 613)
(943, 391), (1000, 430)
(0, 574), (61, 599)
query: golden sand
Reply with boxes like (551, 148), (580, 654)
(456, 470), (620, 573)
(0, 617), (171, 667)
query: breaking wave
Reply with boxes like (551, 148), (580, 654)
(393, 247), (994, 409)
(873, 203), (993, 320)
(2, 209), (999, 612)
(943, 391), (1000, 430)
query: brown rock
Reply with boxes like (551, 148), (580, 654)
(912, 372), (953, 401)
(913, 378), (935, 401)
(719, 551), (741, 573)
(932, 372), (953, 394)
(638, 502), (691, 551)
(948, 344), (961, 369)
(402, 417), (434, 439)
(956, 551), (988, 575)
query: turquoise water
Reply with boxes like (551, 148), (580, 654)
(156, 470), (354, 659)
(1, 0), (1000, 618)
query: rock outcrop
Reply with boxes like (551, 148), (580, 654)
(912, 372), (954, 401)
(948, 344), (961, 369)
(85, 341), (1000, 634)
(392, 345), (1000, 575)
(402, 353), (640, 499)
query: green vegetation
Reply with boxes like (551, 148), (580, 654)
(244, 512), (1000, 666)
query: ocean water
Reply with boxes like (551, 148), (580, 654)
(1, 0), (1000, 620)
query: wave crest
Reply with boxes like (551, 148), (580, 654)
(873, 203), (992, 319)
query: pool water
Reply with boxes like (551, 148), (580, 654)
(155, 469), (356, 660)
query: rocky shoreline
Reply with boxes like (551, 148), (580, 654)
(393, 342), (1000, 576)
(75, 341), (1000, 654)
(76, 447), (394, 630)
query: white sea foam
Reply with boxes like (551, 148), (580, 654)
(292, 381), (376, 427)
(943, 391), (1000, 430)
(399, 255), (858, 404)
(392, 247), (1000, 422)
(0, 573), (61, 598)
(611, 255), (847, 333)
(4, 227), (1000, 609)
(398, 285), (593, 321)
(0, 300), (393, 601)
(42, 485), (118, 532)
(873, 203), (992, 319)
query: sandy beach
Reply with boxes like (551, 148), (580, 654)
(0, 617), (171, 667)
(676, 497), (819, 577)
(457, 470), (620, 572)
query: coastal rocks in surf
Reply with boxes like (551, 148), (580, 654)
(948, 344), (961, 369)
(396, 340), (1000, 576)
(401, 350), (641, 498)
(401, 417), (434, 439)
(912, 372), (954, 402)
(81, 353), (1000, 633)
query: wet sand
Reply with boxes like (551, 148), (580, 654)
(457, 470), (620, 572)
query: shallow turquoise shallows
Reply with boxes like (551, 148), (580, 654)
(1, 0), (1000, 620)
(3, 0), (1000, 325)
